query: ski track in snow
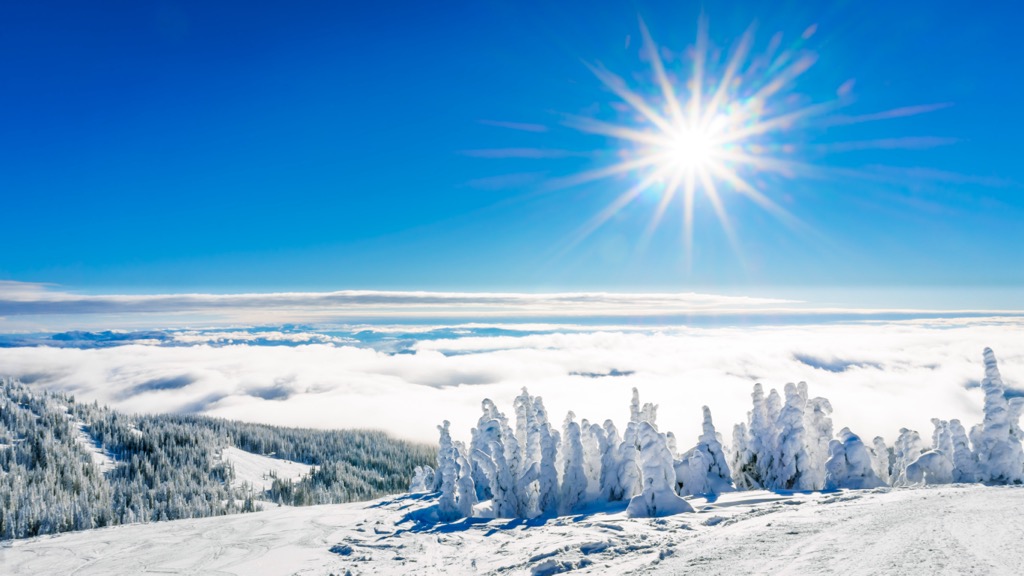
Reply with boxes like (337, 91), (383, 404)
(2, 485), (1023, 575)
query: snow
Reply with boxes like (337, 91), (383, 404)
(73, 422), (116, 473)
(3, 485), (1024, 575)
(220, 447), (315, 492)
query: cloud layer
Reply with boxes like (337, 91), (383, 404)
(4, 281), (1021, 332)
(2, 317), (1021, 450)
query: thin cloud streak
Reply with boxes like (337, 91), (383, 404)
(2, 282), (1023, 332)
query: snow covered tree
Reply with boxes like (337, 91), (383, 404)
(580, 420), (603, 498)
(560, 412), (587, 514)
(675, 449), (711, 497)
(905, 450), (954, 485)
(676, 407), (733, 496)
(772, 382), (810, 490)
(730, 422), (758, 490)
(435, 422), (461, 521)
(970, 348), (1024, 484)
(892, 428), (926, 487)
(469, 401), (521, 518)
(469, 400), (505, 500)
(599, 420), (629, 501)
(629, 388), (641, 424)
(626, 422), (694, 517)
(433, 420), (455, 492)
(824, 428), (886, 490)
(409, 466), (435, 492)
(948, 419), (978, 483)
(901, 419), (955, 486)
(453, 441), (477, 518)
(732, 384), (771, 489)
(803, 395), (834, 490)
(533, 397), (560, 516)
(870, 437), (891, 485)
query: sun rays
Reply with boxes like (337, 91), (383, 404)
(471, 16), (956, 269)
(543, 15), (957, 268)
(559, 17), (839, 262)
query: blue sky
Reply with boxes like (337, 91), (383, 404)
(2, 0), (1022, 307)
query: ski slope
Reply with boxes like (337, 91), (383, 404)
(2, 484), (1022, 575)
(221, 446), (316, 492)
(73, 421), (117, 473)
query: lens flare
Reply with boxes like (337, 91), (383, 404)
(556, 17), (949, 263)
(472, 16), (956, 267)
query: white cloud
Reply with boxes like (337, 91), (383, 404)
(2, 319), (1022, 451)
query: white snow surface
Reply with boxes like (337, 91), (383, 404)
(221, 447), (315, 492)
(73, 422), (116, 473)
(3, 485), (1023, 575)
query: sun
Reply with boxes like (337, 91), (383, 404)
(666, 124), (720, 173)
(562, 17), (827, 260)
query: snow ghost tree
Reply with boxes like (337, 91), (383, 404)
(409, 466), (435, 493)
(580, 419), (603, 498)
(901, 419), (956, 486)
(824, 428), (886, 490)
(533, 397), (561, 516)
(730, 422), (756, 490)
(803, 395), (834, 490)
(870, 437), (891, 485)
(600, 420), (630, 501)
(733, 384), (773, 489)
(970, 348), (1024, 484)
(435, 421), (461, 521)
(772, 382), (810, 490)
(905, 450), (954, 485)
(948, 419), (979, 483)
(453, 441), (478, 518)
(627, 422), (694, 518)
(560, 412), (587, 514)
(675, 406), (733, 496)
(434, 420), (455, 493)
(470, 411), (519, 518)
(891, 428), (926, 487)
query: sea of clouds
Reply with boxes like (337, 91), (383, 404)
(2, 316), (1021, 448)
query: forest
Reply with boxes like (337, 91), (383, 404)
(0, 378), (434, 540)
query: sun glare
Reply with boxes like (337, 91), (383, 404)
(474, 16), (954, 265)
(666, 125), (718, 172)
(560, 17), (837, 261)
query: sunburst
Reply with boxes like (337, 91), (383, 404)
(562, 18), (838, 261)
(472, 16), (955, 266)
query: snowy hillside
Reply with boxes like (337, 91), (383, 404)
(0, 379), (434, 540)
(222, 447), (317, 492)
(2, 484), (1022, 575)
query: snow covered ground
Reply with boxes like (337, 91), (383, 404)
(2, 484), (1022, 575)
(73, 422), (117, 473)
(221, 446), (316, 492)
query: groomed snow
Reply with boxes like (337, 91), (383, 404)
(220, 447), (315, 492)
(2, 485), (1022, 575)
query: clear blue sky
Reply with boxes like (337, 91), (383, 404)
(2, 0), (1021, 304)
